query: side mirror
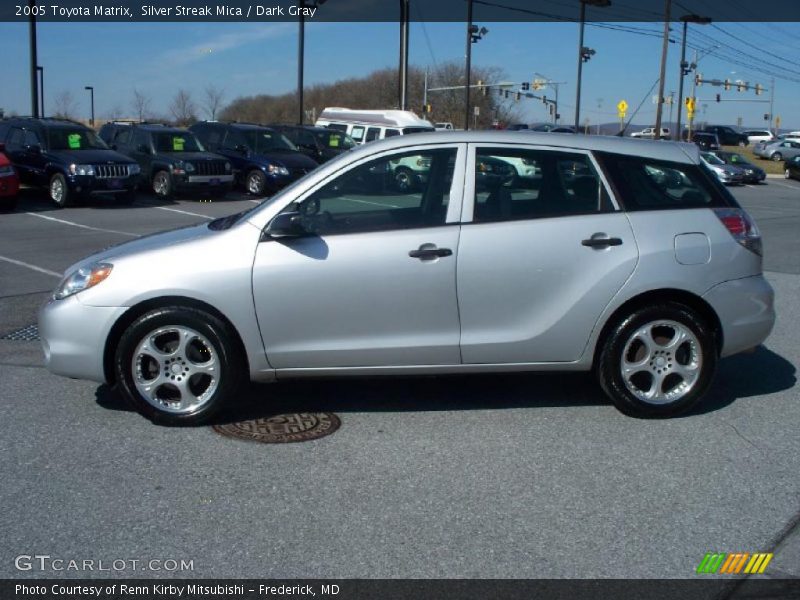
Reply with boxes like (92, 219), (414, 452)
(266, 212), (306, 238)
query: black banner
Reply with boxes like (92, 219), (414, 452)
(3, 0), (800, 23)
(4, 579), (800, 600)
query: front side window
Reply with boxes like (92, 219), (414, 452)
(23, 130), (41, 146)
(243, 129), (297, 153)
(472, 148), (612, 223)
(286, 148), (457, 236)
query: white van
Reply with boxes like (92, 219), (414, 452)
(315, 108), (435, 145)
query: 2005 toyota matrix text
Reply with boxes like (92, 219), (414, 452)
(39, 131), (775, 425)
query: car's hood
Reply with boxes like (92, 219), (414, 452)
(254, 150), (318, 169)
(66, 222), (214, 274)
(47, 149), (136, 164)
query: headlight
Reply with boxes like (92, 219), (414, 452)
(267, 164), (290, 176)
(184, 162), (196, 173)
(53, 262), (113, 300)
(0, 165), (14, 176)
(69, 164), (95, 176)
(129, 163), (141, 174)
(224, 162), (232, 172)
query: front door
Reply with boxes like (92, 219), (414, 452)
(252, 144), (465, 369)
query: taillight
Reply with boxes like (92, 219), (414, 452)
(714, 208), (763, 256)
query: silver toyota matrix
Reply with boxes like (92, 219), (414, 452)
(39, 132), (775, 424)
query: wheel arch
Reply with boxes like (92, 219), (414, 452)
(591, 288), (723, 368)
(103, 295), (250, 385)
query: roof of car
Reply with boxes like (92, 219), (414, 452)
(343, 131), (701, 164)
(3, 117), (89, 129)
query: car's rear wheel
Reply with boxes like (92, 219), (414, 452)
(152, 170), (173, 198)
(738, 139), (747, 147)
(49, 173), (70, 208)
(394, 167), (415, 192)
(246, 170), (266, 196)
(597, 303), (717, 418)
(786, 169), (792, 180)
(114, 307), (244, 425)
(771, 153), (783, 162)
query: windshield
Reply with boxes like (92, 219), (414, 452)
(244, 130), (297, 153)
(402, 127), (435, 135)
(702, 152), (725, 166)
(313, 130), (356, 150)
(47, 128), (108, 151)
(154, 132), (205, 153)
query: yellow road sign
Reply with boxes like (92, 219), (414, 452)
(685, 97), (696, 111)
(618, 111), (626, 119)
(776, 115), (782, 128)
(617, 100), (628, 113)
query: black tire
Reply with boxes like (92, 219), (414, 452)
(152, 170), (173, 198)
(596, 302), (718, 418)
(114, 306), (245, 425)
(771, 153), (783, 162)
(245, 169), (266, 196)
(786, 169), (792, 180)
(738, 139), (747, 148)
(394, 167), (415, 192)
(49, 172), (70, 208)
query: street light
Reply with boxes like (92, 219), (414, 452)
(675, 13), (711, 140)
(29, 0), (39, 117)
(297, 0), (327, 125)
(464, 0), (488, 131)
(84, 86), (94, 126)
(574, 0), (611, 133)
(37, 65), (44, 117)
(399, 0), (409, 110)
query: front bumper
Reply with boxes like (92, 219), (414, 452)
(174, 173), (234, 193)
(38, 295), (127, 383)
(68, 173), (138, 194)
(703, 275), (776, 357)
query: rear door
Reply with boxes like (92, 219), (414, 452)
(456, 144), (638, 364)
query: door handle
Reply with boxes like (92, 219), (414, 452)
(582, 236), (623, 248)
(409, 246), (453, 260)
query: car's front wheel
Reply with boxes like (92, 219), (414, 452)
(771, 153), (783, 162)
(246, 169), (266, 196)
(114, 307), (244, 425)
(152, 170), (173, 198)
(49, 173), (70, 208)
(597, 303), (717, 418)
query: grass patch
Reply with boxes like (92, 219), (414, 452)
(724, 145), (784, 175)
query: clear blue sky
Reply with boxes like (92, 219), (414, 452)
(1, 20), (798, 129)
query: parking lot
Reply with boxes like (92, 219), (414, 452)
(1, 179), (798, 579)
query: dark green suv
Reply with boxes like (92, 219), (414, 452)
(105, 123), (233, 198)
(0, 117), (140, 207)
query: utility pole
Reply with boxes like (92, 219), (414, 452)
(653, 0), (672, 140)
(29, 0), (39, 118)
(399, 0), (409, 110)
(769, 76), (776, 135)
(464, 0), (473, 130)
(668, 91), (674, 129)
(423, 68), (428, 110)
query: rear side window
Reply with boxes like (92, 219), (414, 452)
(365, 127), (381, 142)
(597, 153), (737, 211)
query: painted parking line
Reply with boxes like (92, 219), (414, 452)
(0, 255), (61, 278)
(153, 206), (214, 219)
(768, 181), (800, 191)
(25, 212), (140, 237)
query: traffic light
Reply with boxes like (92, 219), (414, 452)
(542, 96), (547, 104)
(724, 79), (731, 91)
(422, 104), (432, 114)
(521, 82), (530, 91)
(737, 81), (746, 92)
(695, 73), (702, 86)
(755, 83), (763, 95)
(515, 92), (521, 102)
(715, 94), (721, 103)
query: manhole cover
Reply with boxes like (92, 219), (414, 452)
(212, 413), (341, 444)
(0, 324), (39, 341)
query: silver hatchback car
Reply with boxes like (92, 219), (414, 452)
(39, 132), (775, 424)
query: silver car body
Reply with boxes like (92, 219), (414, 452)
(753, 139), (800, 160)
(40, 132), (774, 388)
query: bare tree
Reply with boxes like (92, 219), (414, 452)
(53, 90), (77, 120)
(203, 84), (226, 121)
(131, 89), (152, 122)
(169, 89), (198, 126)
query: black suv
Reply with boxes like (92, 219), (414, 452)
(270, 125), (357, 164)
(0, 117), (140, 207)
(105, 124), (233, 198)
(190, 122), (318, 196)
(699, 125), (748, 147)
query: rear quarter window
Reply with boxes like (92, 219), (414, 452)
(596, 152), (739, 211)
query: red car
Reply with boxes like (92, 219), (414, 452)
(0, 146), (19, 211)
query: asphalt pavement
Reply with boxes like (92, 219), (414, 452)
(0, 180), (798, 579)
